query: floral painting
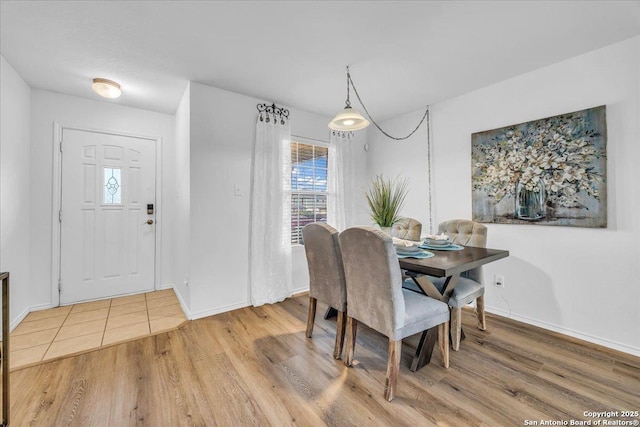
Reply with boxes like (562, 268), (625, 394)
(472, 106), (607, 227)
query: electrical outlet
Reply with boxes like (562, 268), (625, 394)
(494, 274), (505, 288)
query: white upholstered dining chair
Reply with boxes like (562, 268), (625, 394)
(302, 223), (347, 359)
(391, 217), (422, 241)
(405, 219), (488, 351)
(339, 226), (450, 401)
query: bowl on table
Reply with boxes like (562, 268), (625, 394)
(392, 237), (421, 253)
(423, 236), (452, 247)
(395, 244), (421, 254)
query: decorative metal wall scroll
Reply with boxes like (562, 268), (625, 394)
(257, 103), (289, 125)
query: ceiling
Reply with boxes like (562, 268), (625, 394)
(1, 1), (639, 120)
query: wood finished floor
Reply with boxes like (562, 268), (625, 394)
(3, 294), (639, 426)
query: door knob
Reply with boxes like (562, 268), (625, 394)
(146, 219), (154, 225)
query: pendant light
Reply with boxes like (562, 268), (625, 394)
(329, 66), (429, 140)
(92, 78), (122, 98)
(328, 67), (369, 131)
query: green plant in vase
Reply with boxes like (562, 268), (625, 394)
(365, 175), (409, 234)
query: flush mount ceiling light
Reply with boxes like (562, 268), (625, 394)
(92, 78), (121, 98)
(328, 66), (429, 140)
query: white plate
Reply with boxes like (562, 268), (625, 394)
(397, 250), (435, 259)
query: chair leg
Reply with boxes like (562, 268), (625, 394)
(344, 316), (357, 367)
(476, 295), (486, 331)
(333, 310), (346, 360)
(305, 297), (317, 338)
(451, 308), (462, 351)
(384, 339), (402, 401)
(438, 322), (450, 368)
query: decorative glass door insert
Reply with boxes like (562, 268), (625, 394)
(103, 167), (122, 204)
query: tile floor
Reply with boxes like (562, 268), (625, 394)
(8, 288), (188, 370)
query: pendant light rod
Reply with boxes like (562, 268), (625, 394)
(345, 66), (352, 108)
(347, 68), (429, 141)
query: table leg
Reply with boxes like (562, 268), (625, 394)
(440, 275), (459, 299)
(406, 274), (444, 302)
(410, 327), (438, 371)
(407, 273), (467, 350)
(324, 306), (338, 319)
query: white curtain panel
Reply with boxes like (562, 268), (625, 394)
(249, 115), (292, 306)
(328, 131), (357, 231)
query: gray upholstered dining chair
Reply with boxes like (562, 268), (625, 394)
(339, 226), (450, 401)
(302, 223), (347, 360)
(405, 219), (487, 351)
(391, 217), (422, 241)
(391, 217), (423, 281)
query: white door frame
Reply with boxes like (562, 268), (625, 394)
(51, 123), (163, 306)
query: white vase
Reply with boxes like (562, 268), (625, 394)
(379, 226), (393, 236)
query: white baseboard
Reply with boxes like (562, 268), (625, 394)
(291, 285), (309, 295)
(7, 305), (32, 335)
(24, 302), (54, 313)
(186, 288), (309, 321)
(486, 306), (640, 357)
(188, 300), (251, 321)
(168, 283), (193, 319)
(0, 304), (44, 339)
(6, 291), (636, 358)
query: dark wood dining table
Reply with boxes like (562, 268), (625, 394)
(399, 246), (509, 371)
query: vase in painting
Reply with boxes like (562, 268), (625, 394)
(515, 180), (545, 220)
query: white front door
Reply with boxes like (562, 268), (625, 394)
(60, 128), (156, 304)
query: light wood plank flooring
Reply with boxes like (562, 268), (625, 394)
(3, 294), (639, 426)
(8, 289), (187, 370)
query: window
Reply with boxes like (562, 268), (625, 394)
(103, 167), (122, 204)
(290, 140), (328, 244)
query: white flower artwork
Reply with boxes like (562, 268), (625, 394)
(472, 106), (607, 227)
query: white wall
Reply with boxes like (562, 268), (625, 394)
(367, 108), (434, 233)
(0, 55), (32, 328)
(173, 84), (191, 309)
(187, 82), (369, 318)
(7, 74), (369, 321)
(29, 90), (176, 308)
(369, 37), (640, 355)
